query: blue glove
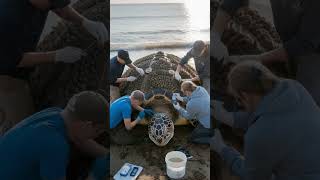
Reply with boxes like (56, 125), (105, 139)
(144, 109), (154, 117)
(221, 0), (249, 15)
(138, 111), (145, 120)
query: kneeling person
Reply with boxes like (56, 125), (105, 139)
(173, 81), (211, 144)
(110, 90), (154, 145)
(0, 91), (108, 180)
(211, 61), (320, 179)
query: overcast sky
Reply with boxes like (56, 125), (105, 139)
(110, 0), (184, 4)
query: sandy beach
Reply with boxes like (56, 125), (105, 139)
(110, 126), (210, 180)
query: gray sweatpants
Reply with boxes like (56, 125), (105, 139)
(296, 53), (320, 106)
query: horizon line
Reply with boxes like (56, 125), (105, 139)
(111, 2), (184, 5)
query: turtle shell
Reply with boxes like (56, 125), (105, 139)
(148, 112), (174, 146)
(29, 0), (109, 109)
(212, 0), (288, 110)
(119, 51), (198, 126)
(119, 51), (197, 96)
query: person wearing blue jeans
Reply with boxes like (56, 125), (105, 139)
(0, 91), (108, 180)
(110, 90), (154, 145)
(211, 61), (320, 180)
(173, 81), (212, 144)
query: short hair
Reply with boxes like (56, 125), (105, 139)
(181, 81), (197, 92)
(228, 61), (280, 96)
(65, 91), (108, 125)
(131, 90), (145, 102)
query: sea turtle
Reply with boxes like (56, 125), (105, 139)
(29, 0), (109, 109)
(212, 0), (287, 106)
(26, 0), (109, 179)
(119, 51), (199, 146)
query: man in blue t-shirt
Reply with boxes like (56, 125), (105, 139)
(110, 90), (154, 145)
(110, 90), (146, 130)
(110, 50), (145, 103)
(0, 91), (108, 180)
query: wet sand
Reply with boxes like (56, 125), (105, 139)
(110, 126), (210, 180)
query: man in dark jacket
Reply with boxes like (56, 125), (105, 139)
(212, 61), (320, 180)
(109, 50), (145, 103)
(174, 40), (210, 93)
(214, 0), (320, 106)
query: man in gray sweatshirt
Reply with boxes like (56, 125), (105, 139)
(173, 81), (211, 144)
(214, 0), (320, 106)
(211, 61), (320, 180)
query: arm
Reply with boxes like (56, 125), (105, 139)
(191, 75), (200, 82)
(220, 135), (274, 180)
(54, 0), (108, 44)
(122, 105), (140, 130)
(74, 139), (108, 157)
(259, 47), (289, 65)
(127, 63), (137, 69)
(128, 63), (145, 75)
(123, 118), (139, 130)
(220, 146), (246, 177)
(115, 77), (129, 83)
(131, 104), (144, 112)
(213, 8), (231, 36)
(178, 103), (196, 120)
(18, 51), (55, 67)
(176, 64), (183, 73)
(177, 50), (193, 73)
(53, 6), (84, 25)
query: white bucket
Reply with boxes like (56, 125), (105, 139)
(165, 151), (187, 179)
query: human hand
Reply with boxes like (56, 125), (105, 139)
(126, 76), (137, 82)
(82, 19), (109, 44)
(144, 109), (154, 117)
(174, 71), (181, 81)
(210, 129), (227, 154)
(135, 67), (145, 76)
(173, 102), (181, 111)
(55, 47), (86, 63)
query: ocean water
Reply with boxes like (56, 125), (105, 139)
(110, 3), (210, 61)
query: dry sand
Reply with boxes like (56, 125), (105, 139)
(110, 126), (210, 180)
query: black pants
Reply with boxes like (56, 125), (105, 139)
(189, 124), (214, 144)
